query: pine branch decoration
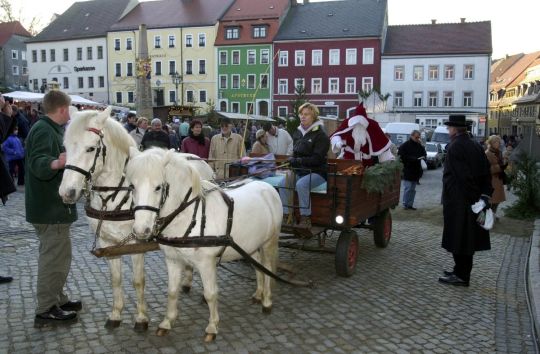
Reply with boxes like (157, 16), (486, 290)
(361, 160), (403, 193)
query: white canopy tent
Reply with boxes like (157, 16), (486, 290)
(218, 112), (275, 122)
(69, 95), (103, 106)
(4, 91), (103, 106)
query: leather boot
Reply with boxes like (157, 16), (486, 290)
(297, 216), (311, 229)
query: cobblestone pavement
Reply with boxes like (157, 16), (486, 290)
(0, 167), (537, 353)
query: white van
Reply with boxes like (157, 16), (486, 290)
(384, 122), (420, 146)
(431, 126), (451, 150)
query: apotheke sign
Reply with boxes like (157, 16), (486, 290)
(74, 66), (96, 72)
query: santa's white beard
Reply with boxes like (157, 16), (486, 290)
(352, 124), (367, 151)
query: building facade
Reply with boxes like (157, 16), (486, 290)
(0, 21), (31, 91)
(381, 21), (492, 136)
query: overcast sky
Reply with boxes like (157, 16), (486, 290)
(10, 0), (539, 59)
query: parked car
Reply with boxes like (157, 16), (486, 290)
(425, 142), (444, 169)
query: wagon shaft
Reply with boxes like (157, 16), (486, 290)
(91, 242), (160, 258)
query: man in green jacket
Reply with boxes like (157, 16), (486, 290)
(25, 90), (80, 328)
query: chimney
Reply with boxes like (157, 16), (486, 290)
(460, 17), (466, 23)
(431, 19), (436, 24)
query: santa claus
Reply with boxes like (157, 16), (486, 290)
(330, 103), (394, 166)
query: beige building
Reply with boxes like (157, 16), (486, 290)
(107, 0), (235, 114)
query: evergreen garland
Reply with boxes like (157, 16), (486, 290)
(361, 160), (403, 194)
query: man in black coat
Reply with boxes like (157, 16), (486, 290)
(439, 115), (493, 286)
(397, 130), (426, 210)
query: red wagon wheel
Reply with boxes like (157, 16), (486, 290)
(335, 230), (359, 277)
(373, 209), (392, 248)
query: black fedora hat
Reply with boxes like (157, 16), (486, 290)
(444, 114), (468, 127)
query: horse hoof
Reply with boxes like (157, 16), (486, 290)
(104, 319), (121, 329)
(262, 306), (272, 315)
(156, 328), (169, 337)
(204, 333), (216, 342)
(251, 297), (262, 304)
(181, 286), (191, 294)
(133, 321), (149, 332)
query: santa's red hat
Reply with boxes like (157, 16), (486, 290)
(331, 102), (369, 138)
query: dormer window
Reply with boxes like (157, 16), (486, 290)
(253, 25), (267, 39)
(225, 26), (240, 40)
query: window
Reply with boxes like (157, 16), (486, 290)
(311, 78), (322, 94)
(185, 60), (193, 74)
(78, 77), (84, 89)
(329, 49), (340, 65)
(225, 27), (239, 40)
(247, 74), (256, 89)
(219, 51), (227, 65)
(394, 92), (403, 107)
(32, 50), (37, 62)
(464, 64), (474, 79)
(199, 90), (207, 103)
(362, 77), (373, 91)
(232, 74), (240, 89)
(77, 48), (82, 61)
(219, 75), (227, 89)
(276, 106), (287, 118)
(63, 48), (68, 61)
(87, 47), (93, 60)
(429, 65), (439, 80)
(114, 39), (120, 51)
(260, 74), (268, 89)
(346, 49), (357, 65)
(345, 77), (356, 93)
(12, 66), (19, 75)
(186, 90), (194, 103)
(115, 63), (121, 77)
(232, 102), (240, 113)
(41, 50), (46, 62)
(168, 35), (175, 48)
(247, 50), (256, 65)
(33, 80), (38, 91)
(185, 34), (193, 47)
(247, 102), (254, 115)
(463, 91), (473, 107)
(312, 50), (322, 66)
(278, 79), (288, 94)
(232, 51), (240, 65)
(88, 77), (94, 88)
(413, 92), (422, 107)
(394, 66), (404, 80)
(155, 61), (162, 76)
(126, 38), (132, 50)
(50, 49), (55, 62)
(169, 90), (176, 104)
(21, 51), (26, 60)
(278, 51), (288, 66)
(329, 78), (339, 93)
(11, 50), (17, 59)
(444, 65), (455, 80)
(154, 36), (161, 48)
(199, 60), (206, 74)
(169, 61), (175, 75)
(63, 77), (69, 89)
(363, 48), (374, 64)
(428, 91), (438, 107)
(413, 66), (423, 80)
(98, 76), (104, 88)
(295, 50), (305, 66)
(261, 49), (269, 64)
(294, 78), (305, 90)
(198, 33), (206, 47)
(128, 92), (134, 103)
(127, 63), (133, 77)
(22, 66), (27, 75)
(97, 46), (103, 59)
(444, 91), (453, 107)
(116, 92), (122, 103)
(253, 25), (267, 38)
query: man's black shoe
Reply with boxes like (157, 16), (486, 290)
(34, 305), (77, 328)
(438, 274), (469, 287)
(443, 270), (453, 276)
(0, 276), (13, 283)
(60, 300), (82, 312)
(403, 206), (417, 210)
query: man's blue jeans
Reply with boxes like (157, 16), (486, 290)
(402, 180), (417, 208)
(279, 173), (325, 216)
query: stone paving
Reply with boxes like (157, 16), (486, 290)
(0, 167), (537, 353)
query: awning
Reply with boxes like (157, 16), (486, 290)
(3, 91), (103, 106)
(218, 112), (275, 122)
(69, 95), (103, 106)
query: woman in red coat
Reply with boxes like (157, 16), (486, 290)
(181, 119), (210, 158)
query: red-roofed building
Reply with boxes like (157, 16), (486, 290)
(0, 21), (32, 90)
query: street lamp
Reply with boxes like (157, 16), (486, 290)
(171, 71), (182, 106)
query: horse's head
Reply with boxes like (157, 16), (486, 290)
(127, 148), (203, 240)
(59, 106), (112, 203)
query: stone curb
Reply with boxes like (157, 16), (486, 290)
(528, 219), (540, 347)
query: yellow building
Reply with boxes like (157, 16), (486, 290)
(107, 0), (235, 114)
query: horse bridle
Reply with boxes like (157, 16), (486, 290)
(64, 127), (107, 182)
(132, 182), (170, 215)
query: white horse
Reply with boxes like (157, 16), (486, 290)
(59, 107), (214, 331)
(126, 148), (282, 341)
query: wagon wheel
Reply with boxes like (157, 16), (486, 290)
(335, 230), (359, 277)
(373, 209), (392, 248)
